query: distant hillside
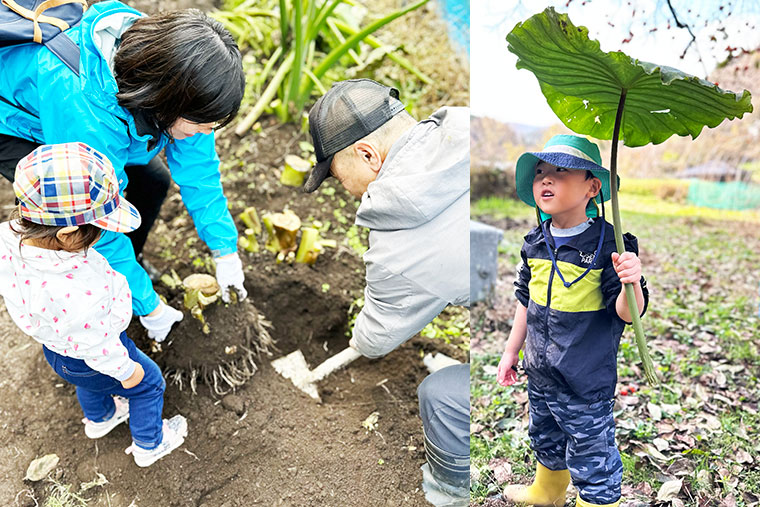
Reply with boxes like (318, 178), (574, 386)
(470, 116), (549, 172)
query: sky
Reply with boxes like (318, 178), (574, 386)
(471, 0), (760, 126)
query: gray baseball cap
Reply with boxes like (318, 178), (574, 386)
(303, 79), (406, 193)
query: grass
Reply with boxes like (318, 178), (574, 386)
(471, 195), (760, 505)
(470, 355), (533, 499)
(42, 476), (98, 507)
(471, 196), (532, 221)
(471, 183), (760, 225)
(420, 306), (470, 352)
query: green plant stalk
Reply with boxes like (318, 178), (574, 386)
(275, 85), (288, 122)
(278, 0), (288, 43)
(240, 235), (258, 253)
(247, 15), (264, 42)
(234, 0), (268, 10)
(303, 68), (327, 95)
(212, 9), (276, 18)
(211, 9), (277, 48)
(239, 207), (262, 234)
(610, 89), (658, 387)
(332, 20), (433, 85)
(285, 0), (305, 110)
(256, 45), (283, 96)
(305, 39), (316, 72)
(327, 18), (363, 66)
(235, 50), (295, 135)
(191, 305), (206, 326)
(244, 228), (259, 252)
(295, 0), (430, 111)
(306, 0), (341, 41)
(184, 288), (200, 311)
(295, 227), (321, 264)
(262, 214), (281, 253)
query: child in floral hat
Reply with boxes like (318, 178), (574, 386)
(0, 142), (187, 467)
(496, 135), (649, 506)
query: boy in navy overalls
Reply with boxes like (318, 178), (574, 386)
(497, 135), (648, 507)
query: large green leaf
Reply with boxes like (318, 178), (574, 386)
(506, 7), (753, 147)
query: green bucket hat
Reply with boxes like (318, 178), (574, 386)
(515, 134), (619, 220)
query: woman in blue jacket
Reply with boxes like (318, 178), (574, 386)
(0, 2), (247, 341)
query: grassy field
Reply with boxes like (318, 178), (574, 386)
(470, 193), (760, 506)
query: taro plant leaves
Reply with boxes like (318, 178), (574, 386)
(506, 7), (753, 148)
(214, 0), (432, 132)
(506, 7), (753, 386)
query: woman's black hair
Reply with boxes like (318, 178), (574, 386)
(114, 9), (245, 137)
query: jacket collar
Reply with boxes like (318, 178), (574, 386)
(525, 217), (613, 251)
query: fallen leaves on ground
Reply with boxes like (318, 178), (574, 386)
(472, 211), (760, 506)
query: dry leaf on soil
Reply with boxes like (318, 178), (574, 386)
(656, 479), (682, 501)
(25, 454), (59, 482)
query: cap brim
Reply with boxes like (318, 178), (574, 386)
(92, 197), (142, 233)
(302, 154), (334, 193)
(515, 151), (619, 208)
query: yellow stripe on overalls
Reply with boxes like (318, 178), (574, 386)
(527, 258), (604, 312)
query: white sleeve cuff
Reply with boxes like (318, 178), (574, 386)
(111, 360), (137, 382)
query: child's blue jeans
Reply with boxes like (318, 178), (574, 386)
(42, 331), (166, 450)
(527, 380), (623, 504)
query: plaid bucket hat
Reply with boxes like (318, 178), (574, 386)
(303, 78), (406, 193)
(13, 142), (141, 233)
(515, 134), (620, 218)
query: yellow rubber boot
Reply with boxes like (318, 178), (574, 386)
(575, 495), (620, 507)
(502, 462), (570, 507)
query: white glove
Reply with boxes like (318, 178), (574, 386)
(215, 253), (248, 303)
(139, 303), (183, 343)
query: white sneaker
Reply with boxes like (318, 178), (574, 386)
(127, 415), (188, 467)
(83, 397), (130, 439)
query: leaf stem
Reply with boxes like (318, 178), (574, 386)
(610, 88), (659, 387)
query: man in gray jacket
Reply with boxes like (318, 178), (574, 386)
(303, 79), (469, 505)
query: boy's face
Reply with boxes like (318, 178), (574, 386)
(532, 161), (601, 225)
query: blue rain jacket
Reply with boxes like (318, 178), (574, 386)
(514, 218), (649, 402)
(0, 1), (238, 315)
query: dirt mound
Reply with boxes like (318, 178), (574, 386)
(130, 298), (274, 395)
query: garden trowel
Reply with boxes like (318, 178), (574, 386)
(271, 346), (362, 402)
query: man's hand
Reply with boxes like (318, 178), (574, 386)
(121, 362), (144, 389)
(215, 253), (248, 303)
(611, 251), (641, 284)
(139, 302), (183, 342)
(497, 347), (520, 387)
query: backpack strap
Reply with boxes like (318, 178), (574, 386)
(2, 0), (86, 74)
(2, 0), (86, 41)
(44, 28), (79, 73)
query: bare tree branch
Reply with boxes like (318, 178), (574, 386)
(665, 0), (709, 77)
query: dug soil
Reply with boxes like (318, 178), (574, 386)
(0, 121), (466, 505)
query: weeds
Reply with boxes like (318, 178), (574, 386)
(41, 473), (109, 507)
(420, 306), (470, 352)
